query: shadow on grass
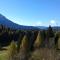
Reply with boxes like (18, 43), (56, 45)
(0, 47), (7, 51)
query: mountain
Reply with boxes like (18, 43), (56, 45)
(0, 14), (39, 30)
(0, 14), (60, 31)
(52, 26), (60, 31)
(35, 26), (47, 30)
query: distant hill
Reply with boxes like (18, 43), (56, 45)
(0, 14), (39, 30)
(52, 26), (60, 31)
(35, 26), (47, 30)
(0, 14), (60, 31)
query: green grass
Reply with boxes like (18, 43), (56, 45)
(0, 46), (11, 60)
(0, 41), (16, 60)
(0, 51), (9, 60)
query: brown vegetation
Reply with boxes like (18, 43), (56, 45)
(0, 25), (60, 60)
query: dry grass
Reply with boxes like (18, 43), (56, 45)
(29, 48), (60, 60)
(0, 46), (11, 60)
(0, 41), (16, 60)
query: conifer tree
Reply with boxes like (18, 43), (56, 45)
(34, 31), (42, 49)
(55, 32), (60, 49)
(47, 25), (54, 38)
(41, 30), (46, 47)
(20, 34), (29, 50)
(58, 38), (60, 49)
(8, 40), (16, 59)
(17, 33), (24, 52)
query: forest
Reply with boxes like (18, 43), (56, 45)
(0, 24), (60, 60)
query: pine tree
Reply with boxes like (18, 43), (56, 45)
(47, 25), (54, 38)
(55, 32), (60, 49)
(47, 25), (55, 48)
(20, 34), (29, 50)
(9, 41), (16, 54)
(8, 40), (16, 59)
(41, 30), (46, 47)
(58, 38), (60, 49)
(34, 31), (42, 49)
(17, 33), (24, 52)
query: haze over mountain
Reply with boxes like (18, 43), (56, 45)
(0, 14), (39, 30)
(0, 14), (60, 30)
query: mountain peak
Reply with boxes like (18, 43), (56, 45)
(0, 14), (39, 30)
(0, 14), (6, 18)
(0, 14), (3, 16)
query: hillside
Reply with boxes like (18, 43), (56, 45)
(0, 14), (39, 30)
(0, 14), (60, 60)
(0, 25), (60, 60)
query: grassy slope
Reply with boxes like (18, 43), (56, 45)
(0, 42), (16, 60)
(0, 46), (11, 60)
(29, 48), (60, 60)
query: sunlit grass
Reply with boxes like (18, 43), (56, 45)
(0, 41), (16, 60)
(0, 46), (11, 60)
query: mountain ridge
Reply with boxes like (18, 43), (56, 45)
(0, 14), (60, 30)
(0, 14), (39, 30)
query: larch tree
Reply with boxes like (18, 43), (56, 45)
(34, 31), (42, 49)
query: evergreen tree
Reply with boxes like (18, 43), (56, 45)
(47, 25), (55, 48)
(55, 32), (60, 49)
(47, 25), (54, 38)
(34, 31), (42, 49)
(41, 30), (46, 47)
(20, 34), (29, 51)
(8, 40), (16, 59)
(57, 38), (60, 49)
(17, 32), (25, 52)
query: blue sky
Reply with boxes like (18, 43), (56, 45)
(0, 0), (60, 26)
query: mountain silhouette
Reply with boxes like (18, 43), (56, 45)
(0, 14), (60, 30)
(0, 14), (39, 30)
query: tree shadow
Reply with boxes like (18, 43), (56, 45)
(0, 47), (7, 51)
